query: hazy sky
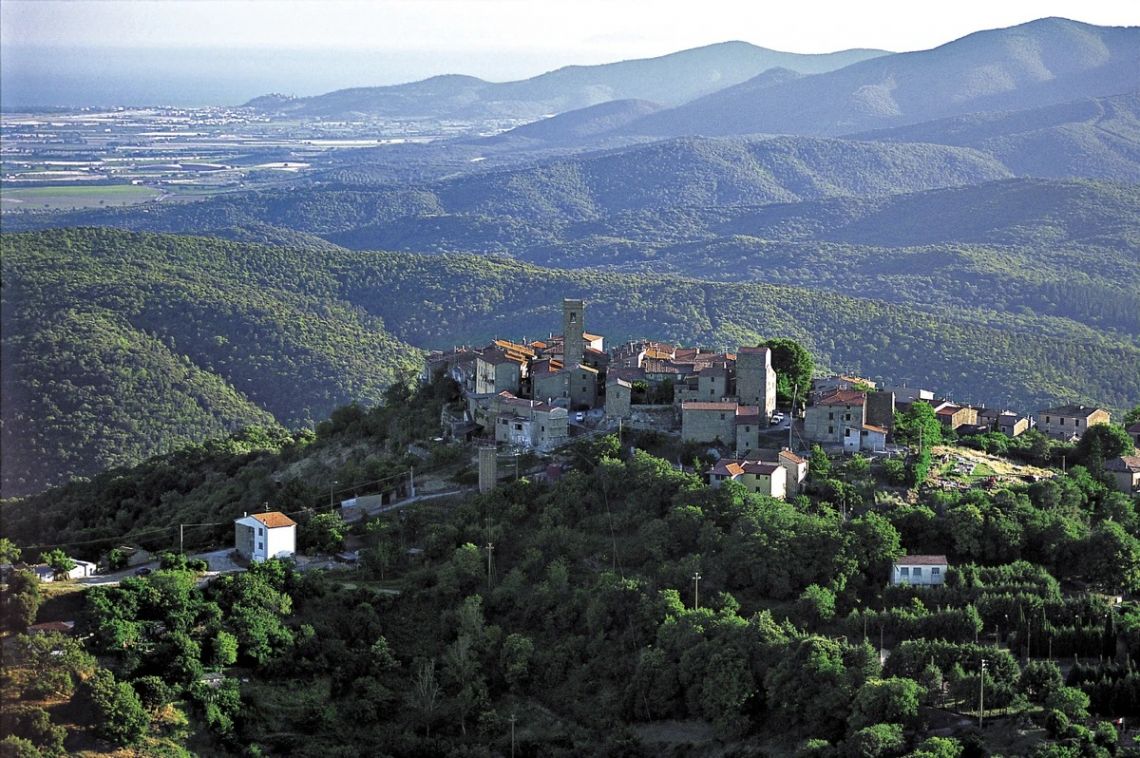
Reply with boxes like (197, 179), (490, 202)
(2, 0), (1137, 107)
(5, 0), (1138, 58)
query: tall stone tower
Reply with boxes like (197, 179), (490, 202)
(562, 298), (585, 368)
(736, 346), (777, 417)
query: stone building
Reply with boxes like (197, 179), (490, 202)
(605, 378), (633, 418)
(736, 346), (777, 418)
(1037, 404), (1111, 441)
(804, 389), (867, 445)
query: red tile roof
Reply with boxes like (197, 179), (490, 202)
(251, 512), (297, 529)
(683, 401), (739, 411)
(895, 555), (948, 566)
(779, 450), (806, 464)
(816, 389), (867, 406)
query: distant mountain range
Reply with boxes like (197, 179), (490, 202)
(244, 41), (887, 120)
(619, 18), (1139, 138)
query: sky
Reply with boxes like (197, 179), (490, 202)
(2, 0), (1137, 107)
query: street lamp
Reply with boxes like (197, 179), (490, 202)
(692, 571), (702, 610)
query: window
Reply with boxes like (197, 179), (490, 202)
(569, 312), (577, 323)
(745, 426), (750, 432)
(899, 567), (910, 578)
(861, 429), (868, 436)
(1060, 418), (1065, 425)
(828, 426), (834, 434)
(931, 567), (941, 577)
(258, 527), (264, 536)
(845, 413), (852, 421)
(1075, 418), (1082, 426)
(913, 567), (922, 578)
(720, 413), (726, 420)
(828, 412), (834, 420)
(257, 541), (264, 550)
(514, 423), (522, 431)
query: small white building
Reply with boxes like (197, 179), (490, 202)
(234, 511), (297, 562)
(31, 558), (97, 582)
(891, 555), (948, 586)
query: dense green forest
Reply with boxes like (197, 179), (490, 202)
(1, 229), (422, 496)
(3, 227), (1138, 496)
(3, 380), (1140, 755)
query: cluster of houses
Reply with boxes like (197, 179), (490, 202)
(425, 296), (1140, 498)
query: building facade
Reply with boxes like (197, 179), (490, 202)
(234, 512), (297, 562)
(890, 555), (948, 586)
(1037, 405), (1111, 441)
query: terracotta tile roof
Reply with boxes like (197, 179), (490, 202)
(27, 621), (76, 634)
(741, 461), (779, 475)
(251, 512), (297, 529)
(862, 424), (888, 434)
(779, 450), (806, 464)
(895, 555), (948, 566)
(935, 404), (962, 417)
(493, 339), (536, 357)
(816, 389), (867, 406)
(1106, 456), (1140, 473)
(737, 346), (771, 355)
(711, 460), (745, 477)
(683, 401), (739, 411)
(583, 332), (603, 341)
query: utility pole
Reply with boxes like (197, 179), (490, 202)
(330, 479), (338, 509)
(486, 541), (495, 591)
(789, 382), (798, 450)
(879, 624), (885, 665)
(692, 571), (701, 610)
(509, 712), (517, 758)
(979, 659), (988, 729)
(409, 467), (415, 499)
(179, 523), (184, 554)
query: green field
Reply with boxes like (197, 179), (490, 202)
(0, 184), (162, 210)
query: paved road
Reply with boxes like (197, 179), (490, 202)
(76, 547), (246, 587)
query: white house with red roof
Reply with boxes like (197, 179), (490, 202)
(234, 511), (297, 562)
(891, 555), (948, 586)
(709, 458), (788, 500)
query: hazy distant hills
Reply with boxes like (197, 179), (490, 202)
(480, 99), (665, 146)
(622, 18), (1139, 138)
(5, 227), (1138, 497)
(852, 93), (1140, 182)
(8, 135), (1013, 234)
(244, 41), (887, 120)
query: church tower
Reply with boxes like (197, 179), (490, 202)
(562, 298), (584, 368)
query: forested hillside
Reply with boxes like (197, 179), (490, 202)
(853, 93), (1140, 183)
(4, 228), (1138, 496)
(1, 229), (421, 496)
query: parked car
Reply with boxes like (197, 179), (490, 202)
(575, 412), (585, 422)
(134, 566), (152, 576)
(770, 412), (785, 425)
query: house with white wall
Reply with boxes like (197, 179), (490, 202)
(890, 555), (948, 586)
(234, 511), (297, 562)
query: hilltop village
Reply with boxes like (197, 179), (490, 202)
(426, 297), (1140, 500)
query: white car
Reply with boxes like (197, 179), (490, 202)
(770, 412), (785, 425)
(575, 412), (586, 422)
